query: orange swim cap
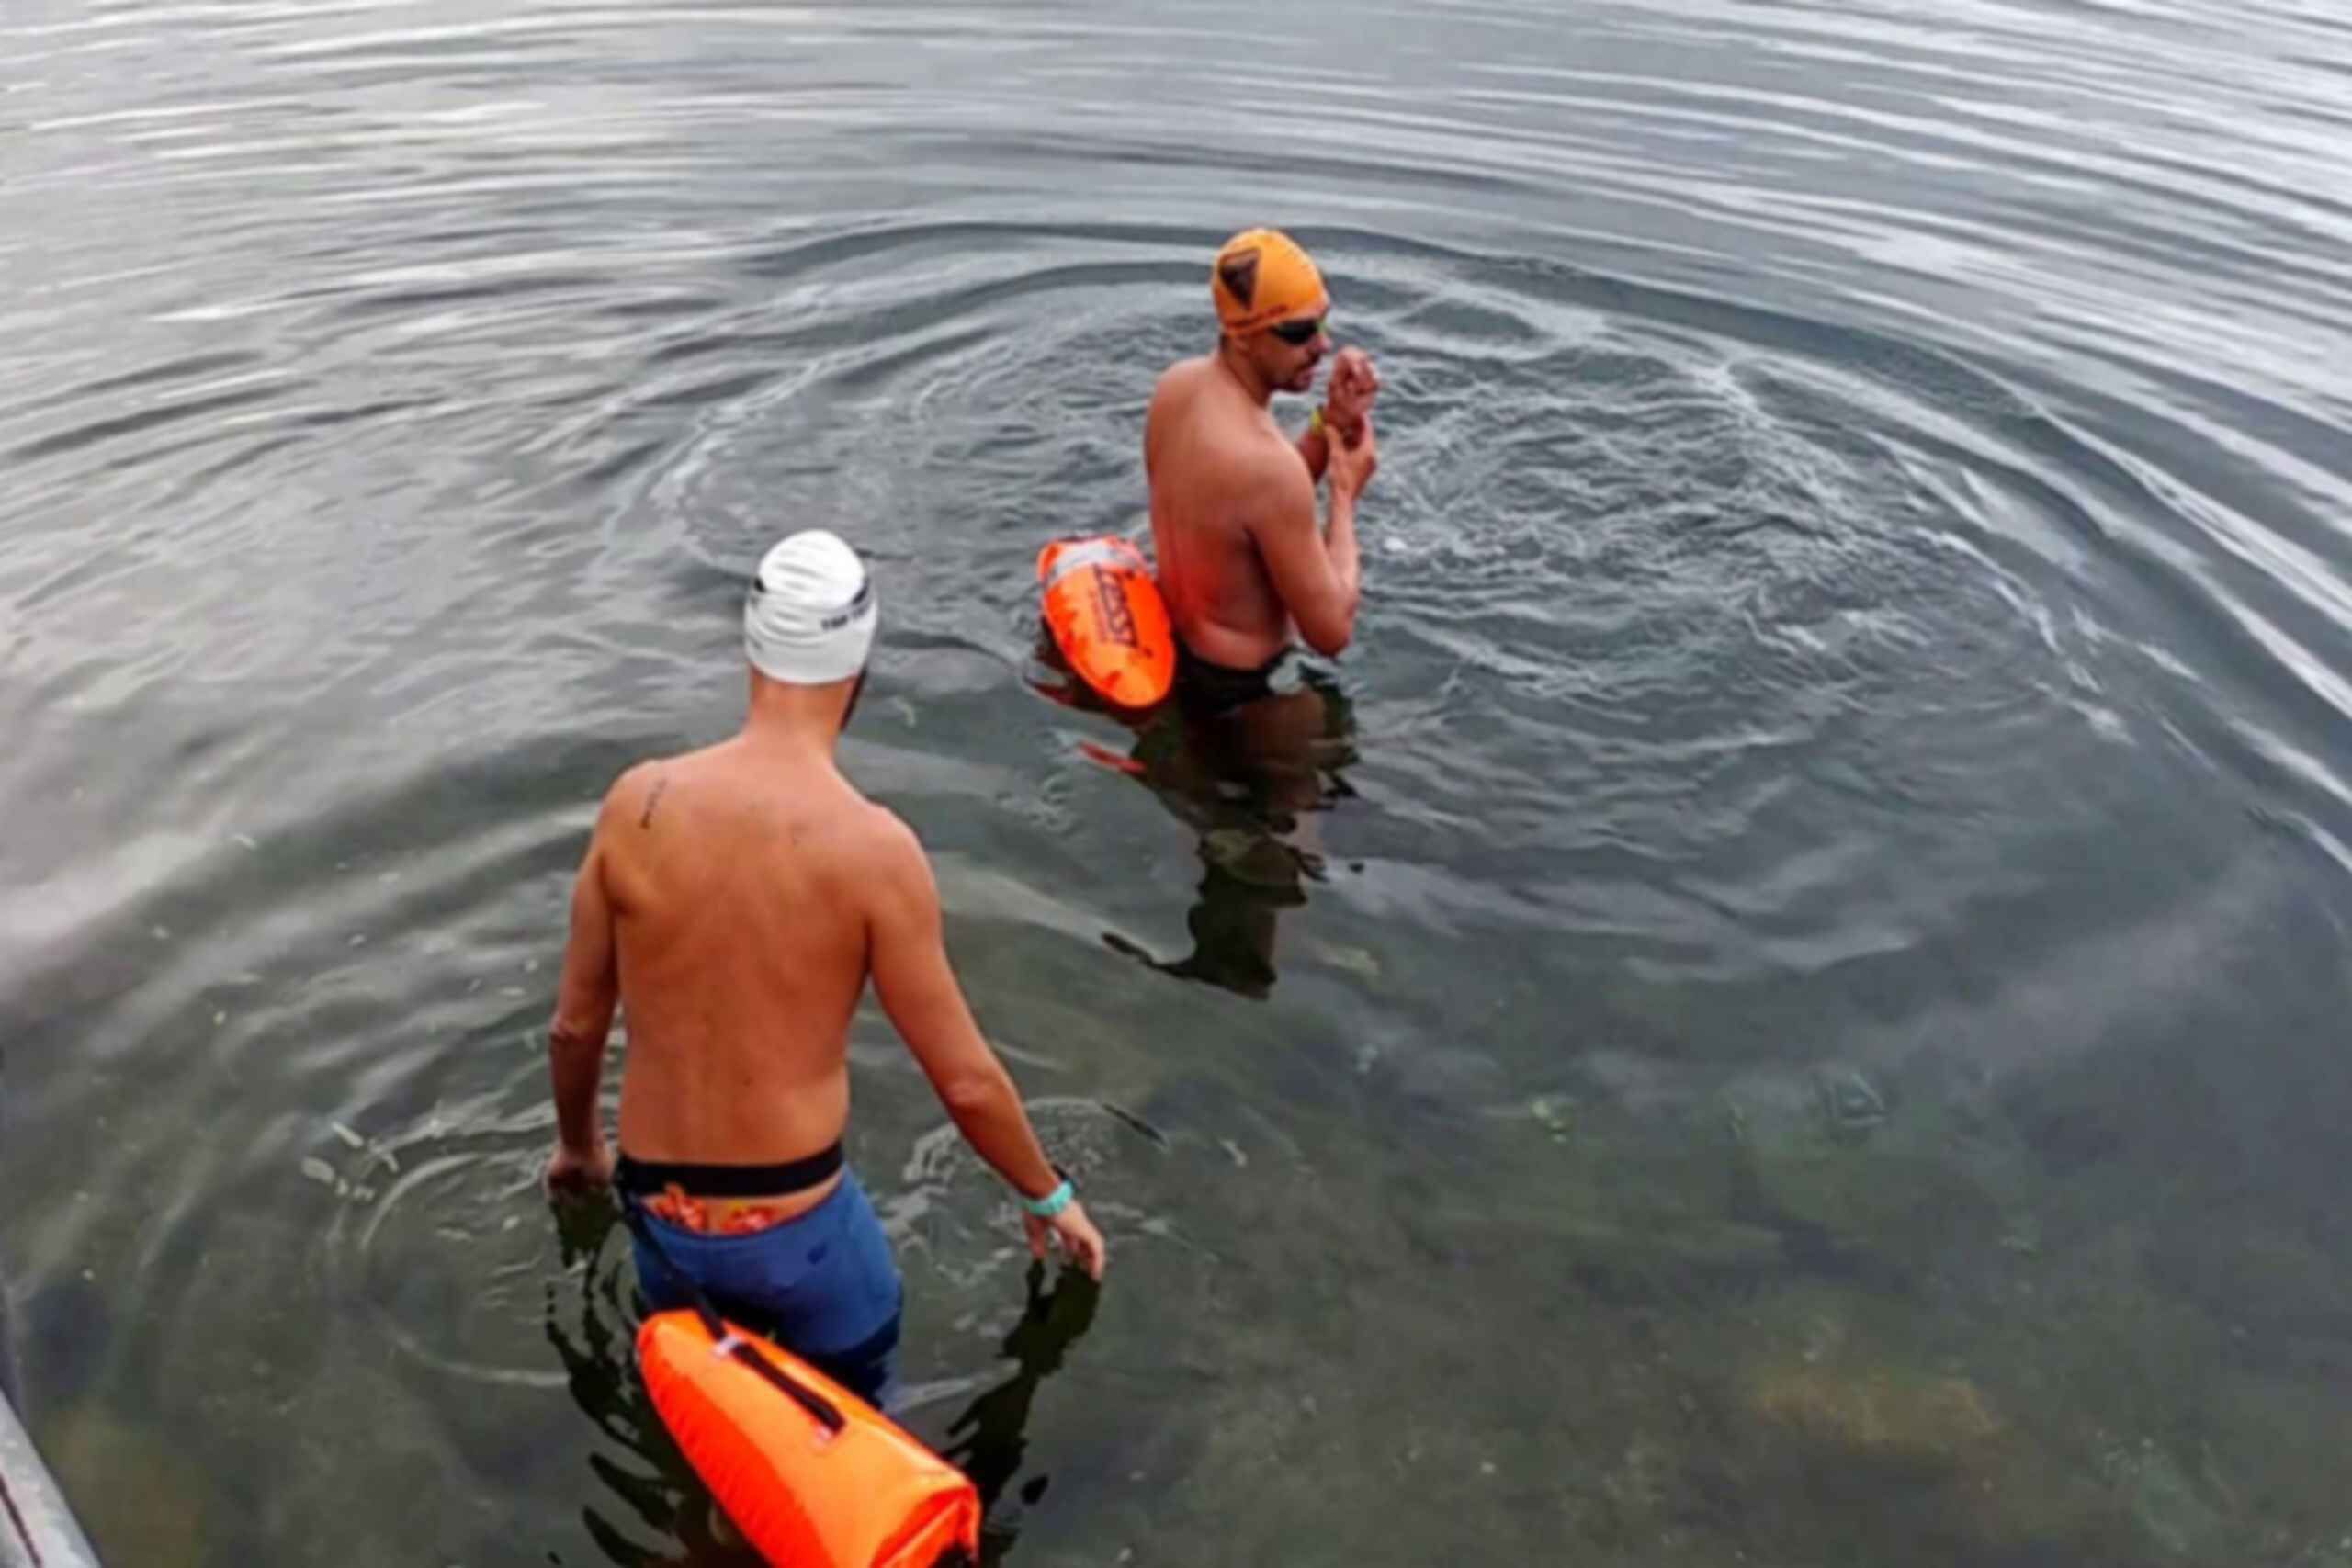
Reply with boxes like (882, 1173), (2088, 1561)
(1211, 229), (1328, 335)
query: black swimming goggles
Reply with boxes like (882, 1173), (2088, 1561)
(1266, 313), (1329, 346)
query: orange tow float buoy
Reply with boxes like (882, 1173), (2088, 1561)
(638, 1308), (980, 1568)
(1037, 536), (1175, 711)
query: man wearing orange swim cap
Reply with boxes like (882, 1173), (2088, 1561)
(1146, 227), (1383, 701)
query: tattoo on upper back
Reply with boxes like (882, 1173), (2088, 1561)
(639, 776), (669, 829)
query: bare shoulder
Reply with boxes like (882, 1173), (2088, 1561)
(1230, 426), (1317, 516)
(600, 749), (718, 832)
(857, 799), (928, 865)
(1150, 354), (1215, 400)
(1146, 355), (1212, 438)
(594, 760), (667, 835)
(851, 801), (940, 912)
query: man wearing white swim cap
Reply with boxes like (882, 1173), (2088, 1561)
(542, 529), (1106, 1404)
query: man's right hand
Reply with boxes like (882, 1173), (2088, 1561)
(1327, 413), (1379, 499)
(1323, 347), (1381, 445)
(544, 1139), (616, 1199)
(1024, 1198), (1108, 1280)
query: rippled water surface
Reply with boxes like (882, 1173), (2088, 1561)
(6, 1), (2352, 1562)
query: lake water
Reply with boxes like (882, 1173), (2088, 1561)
(6, 1), (2352, 1562)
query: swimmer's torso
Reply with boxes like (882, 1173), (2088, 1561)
(1147, 355), (1302, 670)
(601, 743), (876, 1200)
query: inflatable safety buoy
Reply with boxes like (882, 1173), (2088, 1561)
(638, 1309), (980, 1568)
(1037, 536), (1175, 711)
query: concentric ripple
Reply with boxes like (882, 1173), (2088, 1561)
(5, 0), (2351, 1563)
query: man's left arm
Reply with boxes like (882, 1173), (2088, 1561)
(545, 807), (622, 1193)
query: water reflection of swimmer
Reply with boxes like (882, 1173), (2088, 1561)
(542, 1200), (756, 1568)
(937, 1262), (1102, 1565)
(1102, 660), (1359, 999)
(546, 1201), (1099, 1568)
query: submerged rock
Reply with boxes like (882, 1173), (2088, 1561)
(46, 1404), (210, 1567)
(1811, 1066), (1889, 1140)
(1745, 1361), (2001, 1464)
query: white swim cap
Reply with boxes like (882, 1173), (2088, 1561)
(743, 529), (876, 685)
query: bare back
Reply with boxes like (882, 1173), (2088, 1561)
(590, 743), (886, 1166)
(1146, 355), (1305, 670)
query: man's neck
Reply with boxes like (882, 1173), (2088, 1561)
(740, 678), (850, 765)
(1214, 338), (1274, 407)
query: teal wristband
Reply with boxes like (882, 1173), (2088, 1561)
(1021, 1178), (1075, 1219)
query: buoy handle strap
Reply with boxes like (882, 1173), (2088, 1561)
(695, 1298), (848, 1436)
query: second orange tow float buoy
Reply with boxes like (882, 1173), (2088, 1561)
(1036, 536), (1175, 711)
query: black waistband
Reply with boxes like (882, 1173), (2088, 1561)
(616, 1141), (844, 1199)
(1177, 643), (1285, 715)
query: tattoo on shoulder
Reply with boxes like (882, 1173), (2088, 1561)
(638, 776), (669, 829)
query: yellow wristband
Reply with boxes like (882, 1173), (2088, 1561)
(1309, 406), (1327, 439)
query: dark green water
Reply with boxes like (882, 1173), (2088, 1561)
(6, 1), (2352, 1562)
